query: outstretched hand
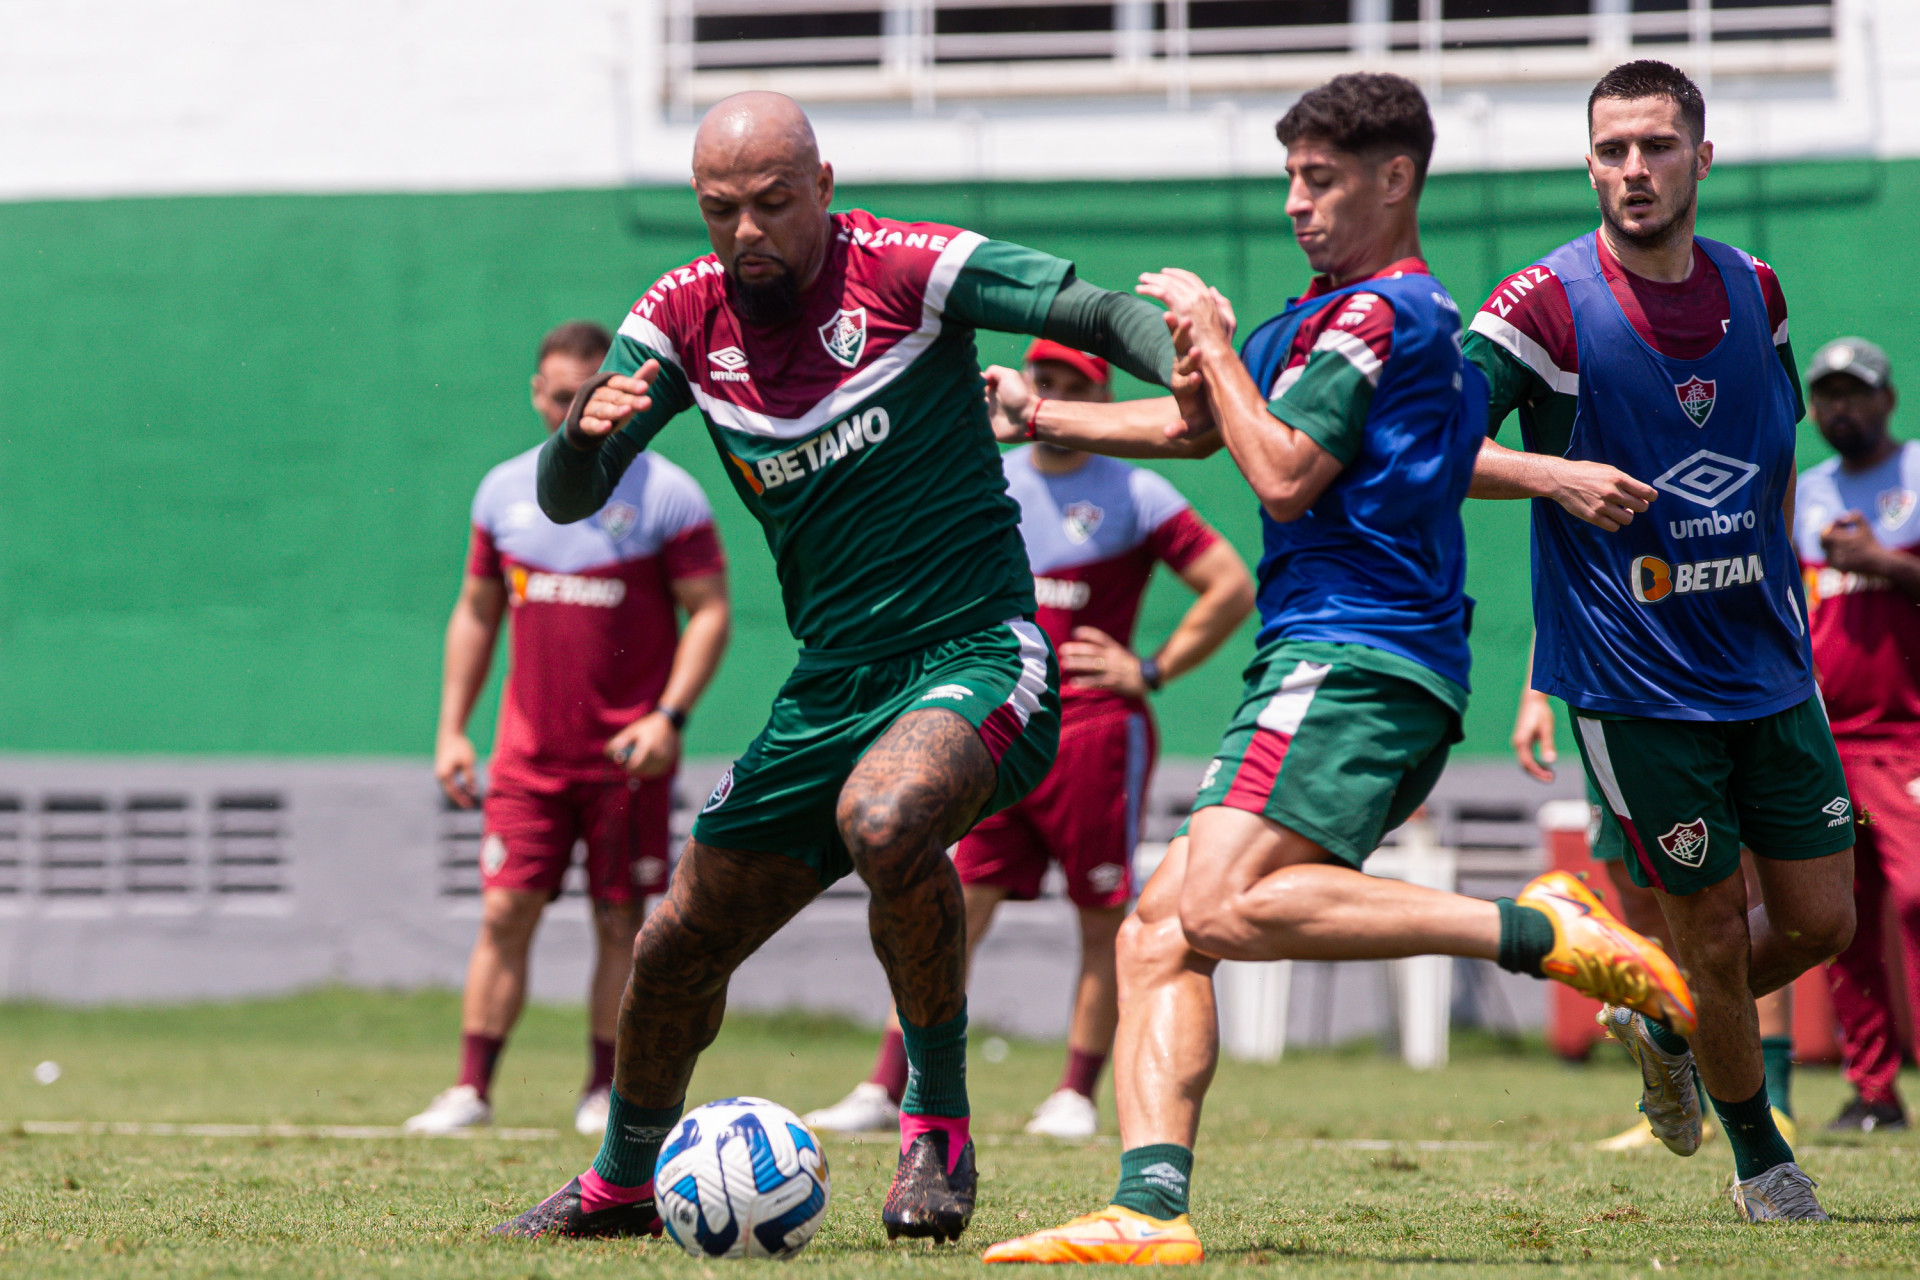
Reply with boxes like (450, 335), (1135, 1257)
(576, 359), (662, 439)
(983, 365), (1034, 443)
(1164, 316), (1215, 442)
(1138, 268), (1237, 350)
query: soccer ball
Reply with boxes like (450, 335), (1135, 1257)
(655, 1097), (832, 1259)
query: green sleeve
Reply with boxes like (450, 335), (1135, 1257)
(1270, 352), (1371, 467)
(1039, 277), (1176, 387)
(1777, 339), (1806, 422)
(941, 239), (1072, 336)
(536, 335), (694, 523)
(1463, 330), (1543, 440)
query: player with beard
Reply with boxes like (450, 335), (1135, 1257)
(492, 92), (1199, 1245)
(978, 73), (1692, 1265)
(1468, 61), (1854, 1221)
(1794, 337), (1920, 1134)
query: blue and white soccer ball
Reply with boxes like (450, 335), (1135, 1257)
(655, 1097), (831, 1260)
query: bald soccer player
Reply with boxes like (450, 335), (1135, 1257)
(493, 93), (1202, 1244)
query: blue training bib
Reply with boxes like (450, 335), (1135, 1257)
(1528, 233), (1813, 720)
(1239, 271), (1486, 697)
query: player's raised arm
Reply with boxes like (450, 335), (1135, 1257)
(983, 364), (1219, 459)
(1143, 267), (1345, 521)
(537, 349), (693, 523)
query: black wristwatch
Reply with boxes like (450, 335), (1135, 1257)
(656, 704), (689, 731)
(1138, 658), (1165, 692)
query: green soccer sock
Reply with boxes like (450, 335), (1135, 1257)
(1709, 1084), (1796, 1182)
(591, 1090), (684, 1188)
(1494, 899), (1556, 977)
(1112, 1144), (1194, 1221)
(1761, 1035), (1794, 1119)
(1644, 1014), (1690, 1056)
(900, 1006), (969, 1118)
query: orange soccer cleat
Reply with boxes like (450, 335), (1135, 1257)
(1517, 870), (1697, 1038)
(982, 1205), (1203, 1265)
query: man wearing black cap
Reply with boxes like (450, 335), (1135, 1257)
(1794, 336), (1920, 1133)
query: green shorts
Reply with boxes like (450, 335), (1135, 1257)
(1182, 639), (1465, 868)
(1571, 695), (1854, 896)
(692, 619), (1061, 888)
(1587, 777), (1627, 863)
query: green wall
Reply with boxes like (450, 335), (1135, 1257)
(1, 159), (1910, 760)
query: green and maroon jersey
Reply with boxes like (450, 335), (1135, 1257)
(582, 211), (1077, 665)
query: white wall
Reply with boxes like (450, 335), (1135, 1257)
(1, 0), (1915, 200)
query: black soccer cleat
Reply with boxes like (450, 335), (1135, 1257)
(1826, 1095), (1909, 1134)
(882, 1131), (976, 1243)
(490, 1175), (662, 1239)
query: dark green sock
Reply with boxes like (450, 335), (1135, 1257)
(1644, 1014), (1690, 1056)
(1112, 1144), (1194, 1221)
(591, 1091), (683, 1188)
(1709, 1084), (1795, 1181)
(900, 1006), (969, 1118)
(1495, 899), (1556, 977)
(1761, 1035), (1794, 1119)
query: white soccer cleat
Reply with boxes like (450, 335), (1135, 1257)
(1024, 1088), (1099, 1138)
(1599, 1004), (1702, 1157)
(403, 1084), (492, 1134)
(801, 1081), (899, 1133)
(575, 1085), (611, 1136)
(1729, 1162), (1831, 1222)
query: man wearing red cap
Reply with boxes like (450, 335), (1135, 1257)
(807, 341), (1253, 1139)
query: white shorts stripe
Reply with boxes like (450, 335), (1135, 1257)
(1255, 661), (1330, 736)
(1576, 716), (1632, 818)
(999, 619), (1051, 729)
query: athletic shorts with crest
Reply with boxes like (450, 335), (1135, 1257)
(1571, 694), (1854, 895)
(692, 619), (1061, 887)
(1183, 639), (1465, 868)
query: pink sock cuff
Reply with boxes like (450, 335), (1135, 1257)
(900, 1113), (971, 1173)
(578, 1167), (653, 1215)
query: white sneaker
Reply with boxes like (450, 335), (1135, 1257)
(1025, 1088), (1099, 1138)
(575, 1085), (611, 1136)
(1599, 1004), (1701, 1156)
(802, 1082), (899, 1133)
(403, 1084), (492, 1134)
(1730, 1161), (1831, 1222)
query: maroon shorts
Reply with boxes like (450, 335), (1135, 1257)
(480, 769), (672, 903)
(954, 700), (1154, 909)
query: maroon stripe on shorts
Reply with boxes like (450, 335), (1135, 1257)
(977, 704), (1024, 764)
(1616, 815), (1667, 891)
(1223, 728), (1291, 812)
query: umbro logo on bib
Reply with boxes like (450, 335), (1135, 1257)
(819, 307), (868, 368)
(1674, 376), (1716, 428)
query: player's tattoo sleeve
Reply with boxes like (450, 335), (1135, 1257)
(616, 841), (821, 1107)
(839, 709), (996, 1028)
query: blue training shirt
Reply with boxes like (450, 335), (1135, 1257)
(1525, 233), (1813, 721)
(1238, 266), (1488, 701)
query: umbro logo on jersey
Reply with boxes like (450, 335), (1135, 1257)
(707, 346), (752, 382)
(1651, 450), (1760, 509)
(1063, 501), (1104, 544)
(819, 307), (869, 368)
(1629, 553), (1766, 603)
(1674, 376), (1716, 427)
(1824, 796), (1853, 827)
(1656, 818), (1709, 867)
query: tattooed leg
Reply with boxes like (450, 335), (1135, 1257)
(838, 708), (995, 1028)
(613, 839), (820, 1108)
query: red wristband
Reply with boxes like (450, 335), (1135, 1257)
(1025, 397), (1046, 440)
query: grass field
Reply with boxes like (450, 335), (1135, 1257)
(3, 989), (1918, 1277)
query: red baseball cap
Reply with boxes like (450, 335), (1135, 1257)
(1023, 339), (1109, 387)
